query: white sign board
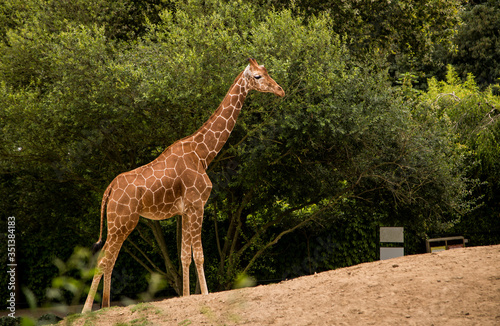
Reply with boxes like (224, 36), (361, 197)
(380, 227), (404, 243)
(380, 247), (405, 260)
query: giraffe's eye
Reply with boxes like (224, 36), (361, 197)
(254, 75), (262, 80)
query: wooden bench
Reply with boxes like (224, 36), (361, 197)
(425, 236), (467, 253)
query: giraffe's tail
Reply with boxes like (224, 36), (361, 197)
(91, 180), (114, 254)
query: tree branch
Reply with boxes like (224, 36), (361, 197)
(147, 220), (182, 295)
(125, 237), (164, 275)
(122, 245), (161, 276)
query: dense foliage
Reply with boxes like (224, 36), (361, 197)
(449, 0), (500, 86)
(420, 66), (500, 245)
(0, 0), (498, 307)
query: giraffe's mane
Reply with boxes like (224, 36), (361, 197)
(161, 70), (245, 154)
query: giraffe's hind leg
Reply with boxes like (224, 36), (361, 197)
(82, 239), (115, 312)
(100, 212), (140, 308)
(82, 211), (139, 312)
(82, 255), (105, 313)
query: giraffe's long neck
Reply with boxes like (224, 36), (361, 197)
(190, 71), (249, 167)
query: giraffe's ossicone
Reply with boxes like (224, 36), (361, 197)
(82, 58), (284, 313)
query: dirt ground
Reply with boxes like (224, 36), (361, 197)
(61, 245), (500, 326)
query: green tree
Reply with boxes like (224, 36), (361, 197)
(263, 0), (464, 85)
(0, 8), (157, 301)
(0, 0), (165, 43)
(449, 0), (500, 86)
(420, 65), (500, 245)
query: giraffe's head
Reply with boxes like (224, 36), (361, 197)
(244, 58), (285, 97)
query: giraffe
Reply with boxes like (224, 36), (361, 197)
(81, 58), (284, 313)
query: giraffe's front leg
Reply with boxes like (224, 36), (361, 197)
(189, 203), (208, 295)
(181, 202), (209, 296)
(193, 245), (209, 295)
(180, 213), (193, 296)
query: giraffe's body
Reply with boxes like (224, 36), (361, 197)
(82, 59), (284, 313)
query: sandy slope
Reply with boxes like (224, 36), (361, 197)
(63, 245), (500, 326)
